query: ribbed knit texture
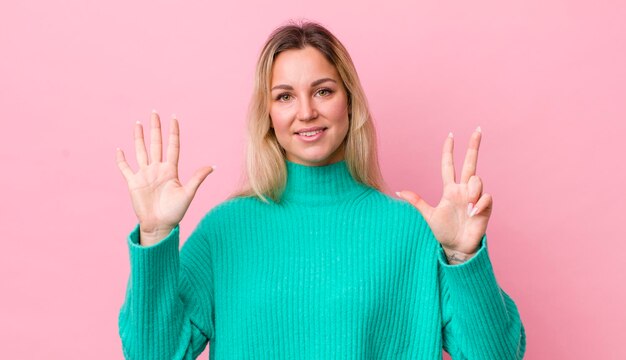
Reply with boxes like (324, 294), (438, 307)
(119, 160), (526, 359)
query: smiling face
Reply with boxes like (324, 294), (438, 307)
(269, 46), (350, 166)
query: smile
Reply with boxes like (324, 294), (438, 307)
(294, 127), (327, 141)
(300, 129), (324, 136)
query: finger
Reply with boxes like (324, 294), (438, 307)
(134, 121), (149, 167)
(396, 190), (434, 220)
(470, 192), (493, 217)
(460, 127), (482, 184)
(442, 132), (455, 186)
(184, 166), (215, 197)
(166, 116), (180, 166)
(150, 110), (162, 163)
(467, 175), (483, 205)
(115, 148), (134, 181)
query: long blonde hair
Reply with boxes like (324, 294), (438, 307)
(235, 20), (383, 203)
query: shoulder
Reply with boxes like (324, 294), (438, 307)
(209, 195), (266, 214)
(360, 188), (430, 228)
(356, 188), (439, 253)
(195, 196), (276, 228)
(195, 195), (271, 228)
(365, 188), (424, 216)
(181, 196), (265, 248)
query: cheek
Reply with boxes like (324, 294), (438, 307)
(269, 112), (290, 140)
(268, 107), (280, 127)
(329, 102), (350, 129)
(327, 92), (349, 120)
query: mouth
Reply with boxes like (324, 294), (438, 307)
(294, 126), (328, 142)
(294, 127), (327, 137)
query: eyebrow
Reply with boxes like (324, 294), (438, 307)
(271, 78), (337, 91)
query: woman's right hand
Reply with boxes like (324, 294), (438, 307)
(116, 111), (214, 246)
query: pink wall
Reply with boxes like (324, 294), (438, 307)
(1, 1), (624, 358)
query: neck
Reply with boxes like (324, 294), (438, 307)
(281, 160), (369, 206)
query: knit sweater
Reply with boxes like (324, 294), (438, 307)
(119, 160), (526, 359)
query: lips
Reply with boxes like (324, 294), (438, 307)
(294, 126), (327, 136)
(293, 126), (327, 141)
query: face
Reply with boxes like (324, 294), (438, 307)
(269, 46), (350, 166)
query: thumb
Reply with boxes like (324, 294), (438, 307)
(396, 190), (433, 220)
(184, 166), (215, 197)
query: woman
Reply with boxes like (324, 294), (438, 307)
(116, 21), (526, 359)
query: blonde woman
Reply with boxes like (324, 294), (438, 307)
(117, 21), (526, 359)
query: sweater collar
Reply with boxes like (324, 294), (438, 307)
(281, 160), (369, 206)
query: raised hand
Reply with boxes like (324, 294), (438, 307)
(116, 111), (214, 246)
(397, 127), (492, 263)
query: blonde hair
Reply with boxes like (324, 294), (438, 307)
(235, 20), (384, 202)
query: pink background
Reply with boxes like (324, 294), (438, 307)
(1, 0), (624, 358)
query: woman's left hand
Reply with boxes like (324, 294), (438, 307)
(397, 127), (492, 263)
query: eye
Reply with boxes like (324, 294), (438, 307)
(276, 93), (292, 102)
(317, 88), (334, 97)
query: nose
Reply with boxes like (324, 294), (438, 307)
(297, 98), (318, 121)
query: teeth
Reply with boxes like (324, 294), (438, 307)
(300, 129), (323, 136)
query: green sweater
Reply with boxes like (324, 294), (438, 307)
(119, 160), (526, 359)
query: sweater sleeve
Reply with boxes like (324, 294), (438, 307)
(118, 221), (215, 360)
(438, 235), (526, 359)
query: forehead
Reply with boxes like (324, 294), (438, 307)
(270, 46), (339, 84)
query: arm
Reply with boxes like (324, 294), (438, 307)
(396, 128), (525, 356)
(439, 235), (526, 359)
(115, 111), (216, 358)
(118, 222), (215, 360)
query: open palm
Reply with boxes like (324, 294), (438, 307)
(398, 127), (492, 255)
(116, 111), (213, 245)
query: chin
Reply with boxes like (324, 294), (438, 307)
(294, 157), (332, 166)
(292, 151), (342, 166)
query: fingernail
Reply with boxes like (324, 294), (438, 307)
(467, 203), (473, 216)
(136, 120), (141, 124)
(470, 206), (479, 217)
(476, 126), (482, 133)
(448, 132), (454, 138)
(172, 113), (177, 119)
(211, 165), (218, 170)
(152, 109), (157, 113)
(395, 191), (402, 198)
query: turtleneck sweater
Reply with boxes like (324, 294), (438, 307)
(119, 160), (526, 359)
